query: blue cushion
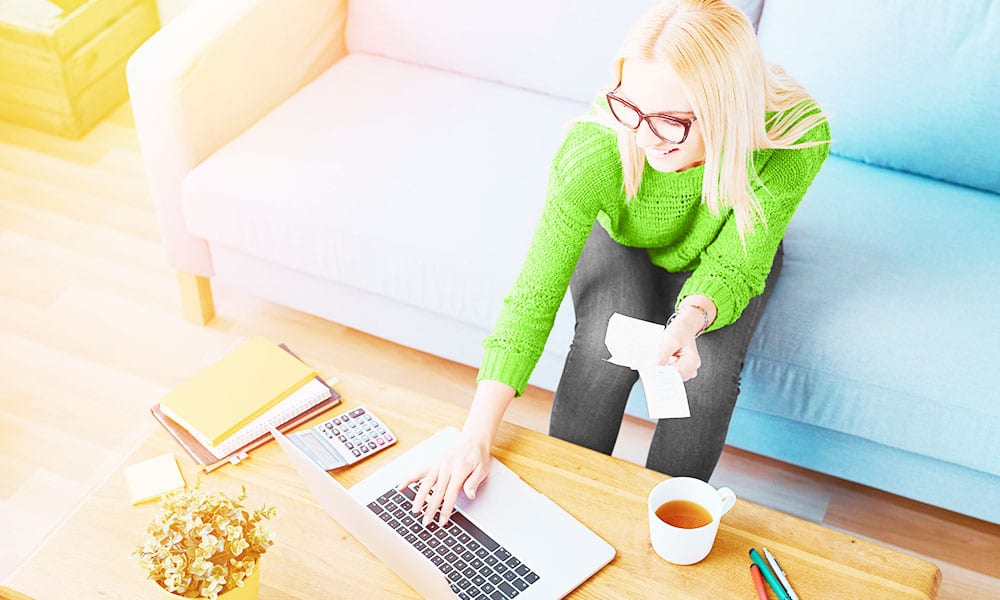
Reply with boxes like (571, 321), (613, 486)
(726, 408), (1000, 524)
(740, 156), (1000, 476)
(756, 0), (1000, 194)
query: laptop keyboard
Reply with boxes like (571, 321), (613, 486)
(367, 486), (541, 599)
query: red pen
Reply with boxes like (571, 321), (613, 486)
(750, 564), (770, 600)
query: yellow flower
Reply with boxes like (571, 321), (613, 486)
(231, 537), (251, 557)
(189, 557), (212, 577)
(134, 484), (275, 597)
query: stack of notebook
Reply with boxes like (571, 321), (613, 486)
(151, 337), (341, 472)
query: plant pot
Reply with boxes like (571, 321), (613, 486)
(157, 562), (260, 600)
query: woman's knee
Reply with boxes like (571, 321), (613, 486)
(690, 341), (745, 394)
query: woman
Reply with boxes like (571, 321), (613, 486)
(404, 0), (830, 527)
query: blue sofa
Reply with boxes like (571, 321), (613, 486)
(132, 0), (997, 523)
(629, 0), (1000, 524)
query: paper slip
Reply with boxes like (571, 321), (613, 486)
(605, 312), (691, 419)
(638, 365), (691, 419)
(605, 312), (664, 368)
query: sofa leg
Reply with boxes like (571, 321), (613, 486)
(177, 271), (215, 325)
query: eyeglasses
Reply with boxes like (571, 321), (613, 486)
(605, 84), (698, 144)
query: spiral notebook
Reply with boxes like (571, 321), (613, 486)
(159, 336), (318, 446)
(151, 343), (341, 472)
(193, 377), (332, 458)
(152, 393), (340, 472)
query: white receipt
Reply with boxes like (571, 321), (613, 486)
(605, 313), (664, 368)
(605, 313), (690, 419)
(638, 365), (690, 419)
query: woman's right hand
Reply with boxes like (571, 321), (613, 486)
(397, 429), (493, 527)
(398, 379), (515, 526)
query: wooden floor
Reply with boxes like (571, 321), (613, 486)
(1, 103), (998, 599)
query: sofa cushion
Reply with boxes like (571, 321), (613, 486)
(345, 0), (765, 104)
(756, 0), (1000, 194)
(740, 156), (1000, 476)
(181, 52), (584, 355)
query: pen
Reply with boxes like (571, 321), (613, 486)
(749, 564), (769, 600)
(749, 548), (792, 600)
(763, 547), (800, 600)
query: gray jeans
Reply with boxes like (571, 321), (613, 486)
(549, 223), (783, 481)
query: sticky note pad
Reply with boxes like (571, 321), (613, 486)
(124, 453), (186, 505)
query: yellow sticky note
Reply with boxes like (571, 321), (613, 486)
(124, 453), (186, 506)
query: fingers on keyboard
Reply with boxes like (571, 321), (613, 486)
(412, 478), (432, 515)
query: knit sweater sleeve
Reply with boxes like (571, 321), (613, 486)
(677, 115), (831, 333)
(477, 122), (614, 396)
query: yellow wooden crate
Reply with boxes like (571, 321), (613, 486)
(0, 0), (160, 138)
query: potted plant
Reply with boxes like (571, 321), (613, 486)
(133, 484), (277, 600)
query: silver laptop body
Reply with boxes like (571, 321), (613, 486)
(272, 426), (615, 599)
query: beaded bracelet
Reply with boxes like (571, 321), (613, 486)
(666, 304), (711, 338)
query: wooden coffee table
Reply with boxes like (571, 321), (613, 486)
(5, 370), (941, 598)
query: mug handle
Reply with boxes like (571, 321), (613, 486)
(717, 487), (737, 515)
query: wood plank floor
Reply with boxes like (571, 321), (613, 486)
(1, 103), (998, 599)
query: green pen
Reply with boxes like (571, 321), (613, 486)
(749, 548), (792, 600)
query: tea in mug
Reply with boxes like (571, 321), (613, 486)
(655, 499), (713, 529)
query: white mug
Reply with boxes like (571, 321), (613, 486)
(647, 477), (736, 565)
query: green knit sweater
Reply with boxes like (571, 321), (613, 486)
(478, 110), (830, 397)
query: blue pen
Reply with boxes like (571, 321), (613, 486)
(749, 548), (792, 600)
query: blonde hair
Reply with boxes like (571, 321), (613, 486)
(577, 0), (827, 244)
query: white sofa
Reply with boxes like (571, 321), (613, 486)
(127, 0), (760, 389)
(128, 0), (1000, 524)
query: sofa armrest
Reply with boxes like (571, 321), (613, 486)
(126, 0), (348, 275)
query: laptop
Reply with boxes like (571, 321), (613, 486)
(271, 425), (616, 599)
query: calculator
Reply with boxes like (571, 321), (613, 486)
(286, 406), (397, 470)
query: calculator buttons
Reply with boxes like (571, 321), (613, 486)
(312, 405), (396, 466)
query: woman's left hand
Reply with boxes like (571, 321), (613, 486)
(652, 316), (702, 381)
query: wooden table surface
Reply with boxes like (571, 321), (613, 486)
(6, 370), (941, 599)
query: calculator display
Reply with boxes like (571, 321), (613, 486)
(287, 406), (397, 470)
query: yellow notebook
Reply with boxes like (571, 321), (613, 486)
(159, 337), (317, 446)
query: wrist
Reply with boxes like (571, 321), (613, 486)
(462, 381), (513, 447)
(459, 420), (496, 449)
(667, 308), (705, 339)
